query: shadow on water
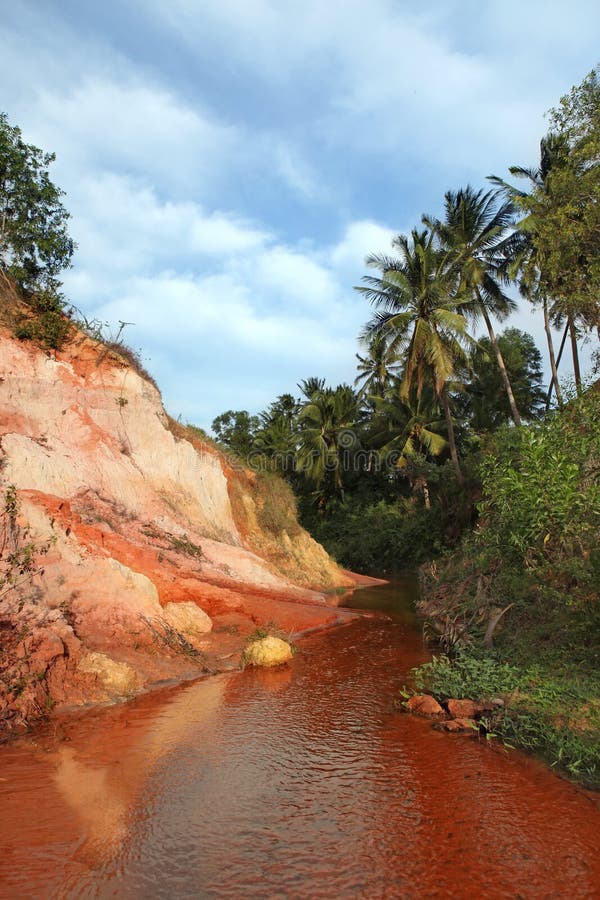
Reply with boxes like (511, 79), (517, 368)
(341, 574), (421, 625)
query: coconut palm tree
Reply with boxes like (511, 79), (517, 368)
(296, 384), (358, 500)
(425, 187), (522, 425)
(354, 331), (400, 402)
(370, 386), (448, 508)
(489, 134), (576, 402)
(356, 228), (471, 484)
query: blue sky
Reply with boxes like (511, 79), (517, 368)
(2, 1), (598, 427)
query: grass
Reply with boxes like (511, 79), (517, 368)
(167, 534), (204, 560)
(140, 615), (210, 668)
(411, 647), (600, 788)
(245, 622), (296, 652)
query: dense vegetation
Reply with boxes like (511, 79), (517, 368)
(207, 68), (600, 783)
(209, 70), (599, 577)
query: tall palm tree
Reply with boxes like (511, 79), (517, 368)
(425, 187), (522, 425)
(297, 384), (358, 500)
(489, 134), (577, 401)
(356, 228), (471, 484)
(354, 331), (400, 401)
(298, 377), (326, 401)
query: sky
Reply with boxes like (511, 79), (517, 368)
(1, 1), (599, 428)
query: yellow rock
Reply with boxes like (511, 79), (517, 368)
(244, 635), (293, 668)
(161, 601), (212, 645)
(79, 651), (139, 696)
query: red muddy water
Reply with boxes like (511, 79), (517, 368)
(1, 580), (600, 899)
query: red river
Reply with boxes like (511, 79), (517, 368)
(1, 580), (600, 898)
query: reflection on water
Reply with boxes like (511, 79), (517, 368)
(1, 581), (600, 899)
(341, 574), (420, 619)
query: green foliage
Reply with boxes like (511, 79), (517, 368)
(168, 534), (204, 560)
(412, 648), (600, 787)
(477, 385), (600, 593)
(211, 410), (260, 459)
(304, 496), (444, 573)
(518, 67), (600, 327)
(0, 485), (52, 603)
(465, 328), (545, 429)
(0, 111), (74, 295)
(296, 383), (359, 499)
(14, 290), (71, 350)
(414, 652), (521, 699)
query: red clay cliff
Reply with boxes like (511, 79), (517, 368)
(0, 305), (357, 735)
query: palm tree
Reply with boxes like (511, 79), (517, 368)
(296, 384), (358, 501)
(254, 394), (301, 476)
(354, 331), (400, 401)
(370, 386), (448, 508)
(489, 134), (576, 401)
(356, 228), (471, 484)
(425, 187), (522, 425)
(298, 377), (326, 401)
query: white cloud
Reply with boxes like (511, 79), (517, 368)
(330, 220), (397, 271)
(65, 173), (270, 287)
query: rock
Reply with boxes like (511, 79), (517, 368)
(438, 717), (477, 733)
(78, 652), (139, 696)
(161, 601), (212, 645)
(405, 694), (444, 717)
(446, 698), (484, 720)
(244, 636), (293, 668)
(26, 633), (65, 673)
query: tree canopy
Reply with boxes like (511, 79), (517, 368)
(0, 111), (74, 295)
(517, 67), (600, 328)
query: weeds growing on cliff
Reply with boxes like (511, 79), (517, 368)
(167, 534), (204, 560)
(140, 615), (211, 669)
(0, 485), (53, 605)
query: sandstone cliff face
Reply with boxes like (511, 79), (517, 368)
(0, 321), (354, 733)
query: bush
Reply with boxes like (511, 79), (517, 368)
(302, 496), (445, 574)
(255, 471), (301, 537)
(412, 647), (600, 787)
(476, 385), (600, 606)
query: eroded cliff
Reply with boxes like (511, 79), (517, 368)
(0, 301), (355, 733)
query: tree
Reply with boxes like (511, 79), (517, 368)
(515, 67), (600, 387)
(211, 410), (260, 458)
(0, 112), (74, 295)
(465, 328), (545, 431)
(357, 228), (471, 484)
(296, 384), (358, 501)
(425, 187), (522, 425)
(369, 386), (448, 508)
(253, 394), (301, 476)
(490, 133), (574, 405)
(354, 332), (400, 402)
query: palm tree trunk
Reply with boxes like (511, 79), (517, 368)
(546, 322), (569, 409)
(568, 314), (582, 390)
(543, 298), (563, 406)
(422, 480), (431, 510)
(477, 293), (522, 426)
(440, 384), (464, 485)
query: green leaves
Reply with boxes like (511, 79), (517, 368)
(0, 112), (74, 295)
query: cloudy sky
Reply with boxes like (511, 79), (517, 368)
(2, 1), (598, 427)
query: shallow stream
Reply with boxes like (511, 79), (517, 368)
(2, 580), (600, 898)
